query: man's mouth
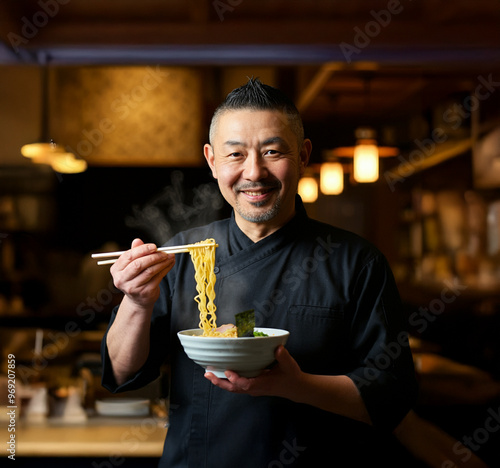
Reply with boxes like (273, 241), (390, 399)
(241, 188), (274, 197)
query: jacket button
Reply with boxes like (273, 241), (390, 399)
(213, 266), (220, 274)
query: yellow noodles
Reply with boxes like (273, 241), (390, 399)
(189, 238), (237, 337)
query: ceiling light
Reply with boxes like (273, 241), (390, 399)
(329, 127), (399, 184)
(353, 140), (379, 183)
(49, 152), (88, 174)
(298, 176), (318, 203)
(21, 139), (66, 159)
(20, 56), (86, 174)
(21, 139), (87, 174)
(320, 162), (344, 195)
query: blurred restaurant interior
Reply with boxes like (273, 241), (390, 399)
(1, 0), (500, 466)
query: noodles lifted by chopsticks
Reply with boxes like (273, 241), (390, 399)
(189, 238), (237, 337)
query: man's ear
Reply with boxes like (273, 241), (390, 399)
(204, 144), (217, 179)
(299, 139), (312, 176)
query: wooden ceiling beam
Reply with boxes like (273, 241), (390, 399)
(0, 2), (37, 63)
(297, 63), (342, 113)
(0, 1), (23, 44)
(187, 0), (211, 24)
(21, 19), (500, 49)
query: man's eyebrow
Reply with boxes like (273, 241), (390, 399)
(221, 137), (287, 147)
(262, 136), (286, 146)
(223, 140), (245, 147)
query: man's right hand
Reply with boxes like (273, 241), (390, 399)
(111, 238), (175, 309)
(106, 238), (175, 386)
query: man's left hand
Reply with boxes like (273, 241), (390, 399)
(204, 345), (302, 399)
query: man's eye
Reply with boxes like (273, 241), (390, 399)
(264, 150), (280, 156)
(229, 152), (242, 157)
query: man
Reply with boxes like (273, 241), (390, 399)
(102, 78), (419, 467)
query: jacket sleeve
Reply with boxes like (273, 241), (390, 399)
(345, 253), (418, 432)
(100, 277), (171, 393)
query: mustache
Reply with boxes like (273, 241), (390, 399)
(235, 181), (281, 191)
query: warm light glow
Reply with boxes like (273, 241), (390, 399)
(298, 176), (318, 203)
(50, 153), (88, 174)
(353, 143), (379, 183)
(320, 162), (344, 195)
(21, 142), (64, 159)
(21, 142), (87, 173)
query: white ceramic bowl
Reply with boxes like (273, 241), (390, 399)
(177, 328), (289, 378)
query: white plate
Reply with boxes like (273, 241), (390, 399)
(95, 398), (150, 417)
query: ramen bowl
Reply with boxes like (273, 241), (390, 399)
(177, 328), (289, 378)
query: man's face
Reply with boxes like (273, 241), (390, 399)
(204, 109), (311, 235)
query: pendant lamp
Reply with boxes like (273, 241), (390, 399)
(328, 126), (399, 184)
(21, 56), (87, 174)
(298, 175), (318, 203)
(327, 72), (398, 184)
(352, 127), (379, 183)
(320, 161), (344, 195)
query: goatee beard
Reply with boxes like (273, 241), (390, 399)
(236, 196), (281, 223)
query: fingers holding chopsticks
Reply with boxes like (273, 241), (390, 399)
(112, 238), (176, 281)
(111, 238), (175, 308)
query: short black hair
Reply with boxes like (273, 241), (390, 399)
(209, 77), (304, 146)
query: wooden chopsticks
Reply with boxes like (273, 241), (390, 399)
(91, 242), (218, 265)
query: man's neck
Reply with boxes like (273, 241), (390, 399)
(234, 210), (296, 243)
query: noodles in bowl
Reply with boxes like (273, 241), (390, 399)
(177, 238), (289, 377)
(178, 328), (289, 378)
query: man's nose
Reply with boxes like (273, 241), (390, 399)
(243, 153), (268, 180)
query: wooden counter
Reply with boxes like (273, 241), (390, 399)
(3, 416), (167, 458)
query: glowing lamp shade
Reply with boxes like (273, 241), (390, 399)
(21, 141), (87, 174)
(21, 142), (59, 159)
(298, 176), (318, 203)
(353, 143), (379, 183)
(320, 162), (344, 195)
(49, 153), (88, 174)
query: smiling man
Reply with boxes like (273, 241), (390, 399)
(101, 78), (420, 467)
(204, 107), (311, 240)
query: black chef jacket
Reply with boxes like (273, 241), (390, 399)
(102, 196), (419, 467)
